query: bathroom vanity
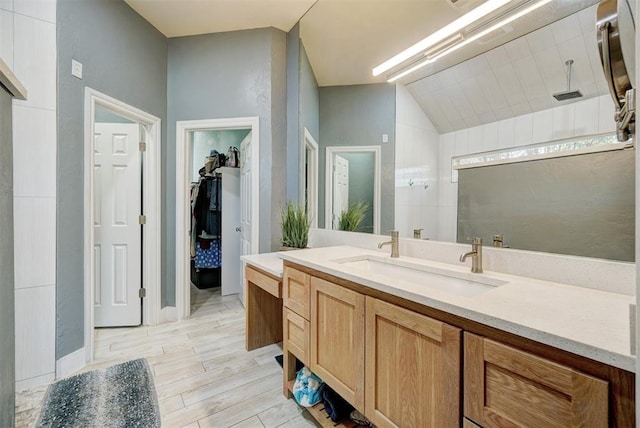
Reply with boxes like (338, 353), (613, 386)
(244, 246), (635, 427)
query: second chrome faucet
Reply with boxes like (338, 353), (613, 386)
(378, 230), (399, 258)
(460, 237), (483, 273)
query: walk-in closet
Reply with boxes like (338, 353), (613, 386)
(189, 129), (248, 309)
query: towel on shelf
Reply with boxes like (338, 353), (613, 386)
(292, 367), (323, 407)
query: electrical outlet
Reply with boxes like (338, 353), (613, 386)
(72, 59), (83, 79)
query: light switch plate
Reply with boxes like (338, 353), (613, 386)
(71, 59), (83, 79)
(382, 133), (389, 143)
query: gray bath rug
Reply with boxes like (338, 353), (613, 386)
(36, 358), (160, 428)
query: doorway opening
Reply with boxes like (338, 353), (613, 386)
(84, 88), (162, 366)
(176, 117), (260, 320)
(325, 146), (381, 234)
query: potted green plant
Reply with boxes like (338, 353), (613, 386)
(338, 201), (369, 232)
(280, 201), (310, 249)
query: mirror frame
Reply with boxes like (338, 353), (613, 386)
(325, 145), (381, 234)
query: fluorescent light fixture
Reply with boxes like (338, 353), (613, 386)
(373, 0), (512, 77)
(387, 0), (553, 82)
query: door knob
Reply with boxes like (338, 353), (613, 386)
(235, 226), (242, 232)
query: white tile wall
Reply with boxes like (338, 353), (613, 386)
(14, 285), (56, 381)
(7, 0), (57, 386)
(12, 105), (56, 197)
(0, 9), (13, 69)
(13, 13), (56, 110)
(0, 0), (12, 12)
(436, 94), (617, 242)
(13, 197), (56, 288)
(14, 0), (56, 23)
(395, 83), (440, 240)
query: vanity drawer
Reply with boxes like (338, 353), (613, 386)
(284, 308), (309, 362)
(283, 266), (310, 319)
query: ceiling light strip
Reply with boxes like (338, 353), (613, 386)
(387, 0), (553, 83)
(372, 0), (512, 77)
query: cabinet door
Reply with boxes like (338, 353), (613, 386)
(283, 266), (310, 319)
(310, 276), (365, 410)
(464, 332), (609, 428)
(365, 297), (461, 428)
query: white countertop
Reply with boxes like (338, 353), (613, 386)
(241, 252), (284, 278)
(276, 246), (635, 372)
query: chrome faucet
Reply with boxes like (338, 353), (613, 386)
(460, 237), (483, 273)
(493, 233), (504, 248)
(378, 230), (399, 258)
(413, 228), (423, 239)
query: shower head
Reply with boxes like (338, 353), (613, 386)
(553, 59), (583, 101)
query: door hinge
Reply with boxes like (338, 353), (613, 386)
(139, 215), (146, 225)
(139, 288), (146, 298)
(139, 142), (146, 152)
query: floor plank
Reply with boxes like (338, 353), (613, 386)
(14, 285), (320, 428)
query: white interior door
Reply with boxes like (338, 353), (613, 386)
(221, 167), (241, 296)
(332, 154), (349, 229)
(240, 132), (252, 306)
(94, 123), (142, 327)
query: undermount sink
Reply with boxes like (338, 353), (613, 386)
(332, 255), (508, 297)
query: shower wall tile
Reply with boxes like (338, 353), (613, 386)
(598, 95), (616, 134)
(573, 97), (599, 136)
(12, 105), (56, 197)
(395, 83), (440, 239)
(13, 13), (56, 110)
(0, 9), (13, 69)
(15, 285), (56, 382)
(532, 109), (553, 143)
(14, 0), (55, 23)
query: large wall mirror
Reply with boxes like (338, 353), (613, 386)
(294, 0), (635, 262)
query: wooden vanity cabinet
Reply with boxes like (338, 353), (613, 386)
(310, 276), (365, 410)
(365, 297), (461, 428)
(283, 266), (310, 319)
(464, 332), (609, 427)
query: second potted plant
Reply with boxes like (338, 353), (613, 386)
(280, 201), (310, 249)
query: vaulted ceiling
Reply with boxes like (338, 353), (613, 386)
(123, 0), (608, 133)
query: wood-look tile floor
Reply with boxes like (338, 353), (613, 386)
(15, 285), (319, 427)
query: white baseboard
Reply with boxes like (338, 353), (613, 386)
(56, 347), (87, 379)
(16, 372), (55, 391)
(160, 306), (177, 323)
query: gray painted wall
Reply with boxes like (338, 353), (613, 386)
(57, 0), (168, 358)
(341, 152), (375, 233)
(167, 28), (287, 305)
(299, 41), (319, 160)
(318, 84), (395, 231)
(457, 149), (635, 261)
(285, 29), (319, 205)
(286, 24), (300, 203)
(0, 89), (15, 427)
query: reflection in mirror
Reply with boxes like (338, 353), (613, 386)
(296, 1), (635, 261)
(326, 146), (380, 234)
(454, 133), (634, 261)
(303, 128), (319, 227)
(294, 1), (636, 261)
